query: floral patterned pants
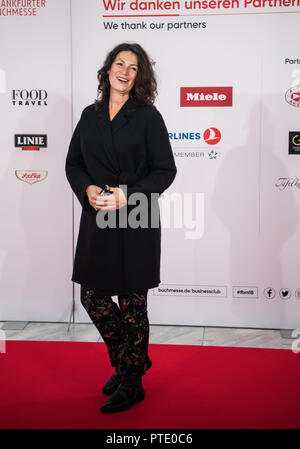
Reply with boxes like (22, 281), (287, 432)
(80, 286), (151, 376)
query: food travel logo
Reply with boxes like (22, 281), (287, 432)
(12, 89), (48, 106)
(14, 134), (47, 151)
(180, 87), (232, 107)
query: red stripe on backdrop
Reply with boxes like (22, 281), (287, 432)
(102, 11), (300, 18)
(0, 340), (299, 429)
(102, 14), (180, 17)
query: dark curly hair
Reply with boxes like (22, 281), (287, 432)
(95, 43), (157, 110)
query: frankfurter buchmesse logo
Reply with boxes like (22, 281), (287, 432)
(180, 87), (232, 107)
(285, 85), (300, 107)
(15, 170), (48, 184)
(14, 134), (47, 151)
(0, 0), (47, 17)
(289, 132), (300, 155)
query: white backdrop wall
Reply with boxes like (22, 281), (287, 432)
(0, 0), (73, 321)
(0, 1), (300, 328)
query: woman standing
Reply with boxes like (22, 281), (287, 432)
(65, 43), (177, 413)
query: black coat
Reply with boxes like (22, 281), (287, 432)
(65, 97), (177, 294)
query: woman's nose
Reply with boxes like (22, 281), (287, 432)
(121, 66), (129, 75)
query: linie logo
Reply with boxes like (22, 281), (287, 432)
(15, 170), (48, 184)
(180, 87), (233, 107)
(14, 134), (47, 151)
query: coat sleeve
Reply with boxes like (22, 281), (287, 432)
(65, 115), (94, 210)
(125, 107), (177, 199)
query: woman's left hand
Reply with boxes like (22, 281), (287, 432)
(95, 185), (127, 210)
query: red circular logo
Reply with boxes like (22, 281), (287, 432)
(203, 128), (221, 145)
(285, 85), (300, 107)
(291, 91), (300, 103)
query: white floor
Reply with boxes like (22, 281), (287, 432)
(0, 321), (295, 350)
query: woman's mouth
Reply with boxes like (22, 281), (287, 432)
(117, 76), (128, 83)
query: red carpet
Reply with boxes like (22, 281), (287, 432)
(0, 340), (299, 429)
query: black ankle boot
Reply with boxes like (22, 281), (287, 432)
(102, 356), (152, 395)
(102, 372), (123, 395)
(101, 373), (145, 413)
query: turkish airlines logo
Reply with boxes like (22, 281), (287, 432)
(285, 85), (300, 107)
(14, 134), (47, 151)
(15, 170), (48, 184)
(203, 128), (221, 145)
(180, 87), (232, 107)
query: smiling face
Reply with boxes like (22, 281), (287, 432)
(107, 51), (138, 97)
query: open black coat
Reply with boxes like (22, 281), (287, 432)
(65, 97), (177, 294)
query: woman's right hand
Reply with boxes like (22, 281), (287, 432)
(86, 185), (103, 211)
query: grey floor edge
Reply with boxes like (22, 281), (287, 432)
(0, 321), (298, 350)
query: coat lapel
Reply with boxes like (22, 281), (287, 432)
(111, 96), (137, 135)
(94, 96), (138, 174)
(94, 98), (120, 173)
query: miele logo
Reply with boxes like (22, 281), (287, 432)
(15, 170), (48, 184)
(14, 134), (47, 151)
(180, 87), (233, 107)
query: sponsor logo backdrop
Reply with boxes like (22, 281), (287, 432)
(0, 0), (299, 328)
(0, 0), (73, 321)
